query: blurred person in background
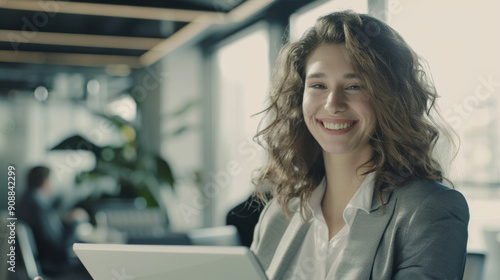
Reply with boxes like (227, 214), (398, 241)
(18, 165), (88, 277)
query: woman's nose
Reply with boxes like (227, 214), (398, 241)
(324, 89), (347, 114)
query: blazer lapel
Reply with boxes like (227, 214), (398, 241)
(266, 212), (310, 280)
(333, 190), (395, 280)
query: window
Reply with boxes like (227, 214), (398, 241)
(213, 24), (269, 225)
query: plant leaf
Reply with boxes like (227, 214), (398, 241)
(155, 155), (175, 188)
(95, 113), (130, 129)
(168, 99), (200, 119)
(50, 135), (102, 157)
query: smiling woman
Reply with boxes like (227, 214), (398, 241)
(250, 10), (469, 280)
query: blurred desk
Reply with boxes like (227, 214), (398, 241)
(483, 226), (500, 280)
(76, 222), (191, 245)
(76, 223), (126, 244)
(465, 198), (500, 280)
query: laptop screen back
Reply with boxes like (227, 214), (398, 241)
(73, 243), (268, 280)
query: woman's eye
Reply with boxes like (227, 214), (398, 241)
(310, 84), (326, 89)
(345, 85), (363, 90)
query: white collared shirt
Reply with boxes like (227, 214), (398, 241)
(283, 173), (375, 280)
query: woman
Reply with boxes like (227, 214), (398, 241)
(250, 11), (469, 280)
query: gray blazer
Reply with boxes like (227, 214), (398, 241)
(250, 179), (469, 280)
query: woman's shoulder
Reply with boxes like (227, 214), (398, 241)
(393, 178), (462, 199)
(391, 178), (469, 214)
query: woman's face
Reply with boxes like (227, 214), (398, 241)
(302, 44), (376, 156)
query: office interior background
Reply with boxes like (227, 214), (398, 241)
(0, 0), (499, 279)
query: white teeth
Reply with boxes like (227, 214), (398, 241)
(322, 121), (355, 131)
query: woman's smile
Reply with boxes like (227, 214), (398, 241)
(317, 119), (358, 134)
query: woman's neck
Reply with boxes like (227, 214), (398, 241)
(322, 146), (373, 192)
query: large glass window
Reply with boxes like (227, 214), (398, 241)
(213, 24), (269, 225)
(388, 0), (500, 186)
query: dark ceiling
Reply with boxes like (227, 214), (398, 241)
(0, 0), (312, 96)
(0, 0), (249, 66)
(0, 0), (257, 95)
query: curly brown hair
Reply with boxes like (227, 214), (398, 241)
(253, 10), (455, 218)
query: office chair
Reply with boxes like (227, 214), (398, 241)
(16, 221), (45, 280)
(17, 221), (92, 280)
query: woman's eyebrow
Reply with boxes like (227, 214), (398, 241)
(305, 72), (361, 79)
(305, 72), (326, 79)
(344, 73), (361, 79)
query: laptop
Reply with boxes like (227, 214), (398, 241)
(73, 243), (268, 280)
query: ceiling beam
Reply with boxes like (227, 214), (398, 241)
(0, 30), (163, 50)
(140, 0), (276, 66)
(1, 0), (226, 23)
(0, 0), (276, 67)
(227, 0), (276, 22)
(139, 20), (212, 66)
(0, 50), (141, 68)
